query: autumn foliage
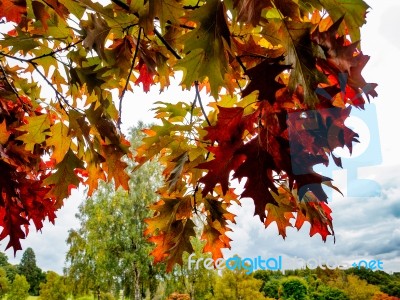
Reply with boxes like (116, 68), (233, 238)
(0, 0), (377, 269)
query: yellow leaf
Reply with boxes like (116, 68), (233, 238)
(47, 122), (72, 163)
(17, 114), (51, 152)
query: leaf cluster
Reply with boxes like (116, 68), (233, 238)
(0, 0), (377, 270)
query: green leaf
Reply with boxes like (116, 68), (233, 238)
(1, 32), (40, 55)
(280, 21), (327, 106)
(17, 114), (51, 151)
(149, 0), (184, 32)
(177, 0), (230, 97)
(319, 0), (369, 42)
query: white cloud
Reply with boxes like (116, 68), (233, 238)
(221, 164), (400, 273)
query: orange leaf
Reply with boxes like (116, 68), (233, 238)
(0, 0), (27, 24)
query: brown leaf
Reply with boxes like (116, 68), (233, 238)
(32, 1), (50, 30)
(81, 13), (110, 61)
(233, 0), (271, 26)
(42, 0), (69, 19)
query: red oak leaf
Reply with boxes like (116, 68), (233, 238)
(0, 0), (27, 24)
(136, 63), (154, 93)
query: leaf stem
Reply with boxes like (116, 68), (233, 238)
(30, 40), (83, 62)
(194, 81), (211, 127)
(153, 29), (182, 60)
(189, 87), (198, 125)
(0, 40), (82, 64)
(30, 62), (68, 112)
(235, 56), (247, 72)
(110, 0), (130, 11)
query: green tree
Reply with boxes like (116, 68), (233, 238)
(345, 267), (400, 298)
(0, 253), (17, 288)
(17, 247), (45, 295)
(253, 270), (271, 291)
(0, 267), (10, 299)
(65, 125), (165, 300)
(163, 238), (216, 300)
(330, 274), (379, 300)
(380, 281), (400, 298)
(213, 266), (266, 300)
(312, 285), (349, 300)
(7, 274), (30, 300)
(3, 264), (18, 284)
(0, 253), (8, 268)
(281, 277), (309, 300)
(346, 267), (391, 287)
(262, 279), (281, 299)
(39, 271), (69, 300)
(253, 270), (285, 298)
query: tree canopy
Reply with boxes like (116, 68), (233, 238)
(7, 274), (30, 300)
(17, 247), (45, 295)
(0, 0), (377, 270)
(66, 126), (165, 299)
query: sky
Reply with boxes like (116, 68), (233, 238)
(3, 0), (400, 274)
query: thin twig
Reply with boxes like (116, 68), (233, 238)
(110, 0), (130, 11)
(153, 29), (181, 60)
(123, 23), (138, 34)
(31, 62), (67, 112)
(237, 53), (268, 60)
(0, 63), (24, 102)
(0, 51), (30, 63)
(194, 81), (211, 126)
(236, 56), (247, 73)
(111, 0), (194, 55)
(118, 27), (143, 129)
(30, 40), (83, 62)
(236, 79), (243, 93)
(1, 51), (82, 114)
(193, 184), (200, 215)
(0, 41), (82, 64)
(189, 88), (198, 124)
(166, 21), (195, 30)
